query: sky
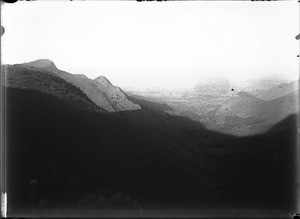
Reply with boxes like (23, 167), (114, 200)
(1, 1), (299, 89)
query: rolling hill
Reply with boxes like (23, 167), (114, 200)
(216, 92), (263, 121)
(214, 90), (299, 135)
(256, 80), (299, 101)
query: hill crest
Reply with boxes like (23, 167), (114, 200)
(256, 80), (299, 100)
(23, 59), (58, 72)
(20, 59), (141, 112)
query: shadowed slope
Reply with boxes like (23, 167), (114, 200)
(6, 87), (296, 214)
(6, 88), (229, 212)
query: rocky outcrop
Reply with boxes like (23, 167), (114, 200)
(94, 76), (141, 111)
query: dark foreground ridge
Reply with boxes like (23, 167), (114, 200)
(6, 87), (298, 216)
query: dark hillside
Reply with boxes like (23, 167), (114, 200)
(5, 87), (297, 215)
(6, 88), (227, 212)
(209, 114), (297, 210)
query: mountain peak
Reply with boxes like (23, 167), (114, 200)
(94, 76), (113, 87)
(24, 59), (58, 71)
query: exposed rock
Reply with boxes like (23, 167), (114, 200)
(93, 76), (141, 111)
(94, 76), (113, 87)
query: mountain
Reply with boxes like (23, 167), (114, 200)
(2, 64), (105, 113)
(256, 80), (299, 100)
(22, 59), (141, 112)
(214, 90), (299, 135)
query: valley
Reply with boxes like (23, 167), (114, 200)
(126, 80), (299, 136)
(2, 60), (299, 217)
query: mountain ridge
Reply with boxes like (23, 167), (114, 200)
(18, 59), (141, 112)
(23, 59), (58, 72)
(256, 80), (299, 101)
(2, 64), (106, 113)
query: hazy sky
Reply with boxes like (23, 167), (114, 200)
(2, 1), (299, 89)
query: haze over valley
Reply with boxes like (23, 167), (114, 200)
(126, 74), (299, 136)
